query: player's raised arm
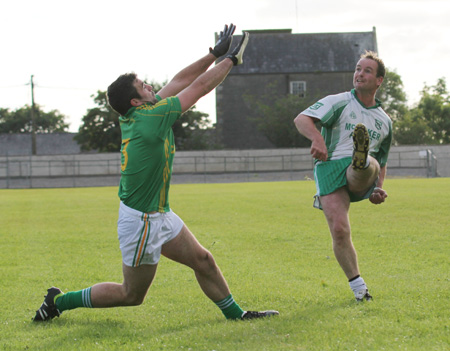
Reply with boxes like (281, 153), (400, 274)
(157, 24), (236, 99)
(177, 31), (249, 113)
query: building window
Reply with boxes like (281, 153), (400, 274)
(290, 81), (306, 98)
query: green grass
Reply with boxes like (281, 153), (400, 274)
(0, 178), (449, 350)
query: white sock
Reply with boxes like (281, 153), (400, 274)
(349, 276), (367, 294)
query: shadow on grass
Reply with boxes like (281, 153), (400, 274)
(24, 310), (229, 348)
(18, 296), (381, 351)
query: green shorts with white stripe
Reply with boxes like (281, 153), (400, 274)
(313, 157), (376, 210)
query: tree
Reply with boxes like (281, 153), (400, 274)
(417, 78), (450, 144)
(400, 78), (450, 145)
(172, 108), (220, 150)
(244, 83), (317, 148)
(376, 69), (416, 145)
(75, 80), (218, 152)
(74, 90), (121, 152)
(376, 69), (408, 123)
(0, 105), (68, 134)
(393, 112), (434, 145)
(149, 80), (219, 150)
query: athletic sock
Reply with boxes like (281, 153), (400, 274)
(349, 275), (367, 294)
(215, 294), (245, 319)
(55, 287), (93, 312)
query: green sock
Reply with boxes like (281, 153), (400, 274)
(215, 294), (244, 319)
(55, 287), (93, 312)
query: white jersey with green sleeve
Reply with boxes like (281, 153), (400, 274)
(301, 89), (393, 167)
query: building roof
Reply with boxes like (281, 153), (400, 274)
(228, 28), (378, 75)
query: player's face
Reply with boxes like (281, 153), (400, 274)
(353, 58), (383, 93)
(132, 78), (157, 105)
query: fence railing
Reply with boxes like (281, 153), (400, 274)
(0, 149), (439, 189)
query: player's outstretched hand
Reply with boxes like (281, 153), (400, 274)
(226, 32), (249, 66)
(210, 24), (236, 58)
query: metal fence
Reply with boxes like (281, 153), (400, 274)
(383, 149), (438, 178)
(0, 149), (440, 189)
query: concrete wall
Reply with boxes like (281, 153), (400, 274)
(0, 145), (448, 189)
(387, 145), (448, 177)
(0, 133), (82, 156)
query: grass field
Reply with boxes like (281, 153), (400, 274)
(0, 178), (449, 350)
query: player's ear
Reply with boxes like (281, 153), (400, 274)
(130, 98), (142, 107)
(376, 76), (384, 89)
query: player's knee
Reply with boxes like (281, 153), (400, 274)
(123, 290), (146, 306)
(196, 249), (218, 274)
(331, 225), (351, 245)
(125, 294), (145, 306)
(368, 156), (380, 170)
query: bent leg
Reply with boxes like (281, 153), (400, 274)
(346, 155), (380, 196)
(161, 224), (230, 302)
(90, 263), (158, 307)
(320, 188), (360, 279)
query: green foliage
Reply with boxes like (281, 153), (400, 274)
(377, 69), (408, 123)
(172, 108), (220, 150)
(1, 179), (449, 350)
(74, 90), (122, 152)
(0, 105), (68, 134)
(394, 110), (435, 145)
(75, 80), (218, 152)
(391, 77), (450, 145)
(410, 78), (450, 144)
(244, 83), (316, 148)
(151, 80), (219, 151)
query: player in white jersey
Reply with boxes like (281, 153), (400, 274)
(294, 51), (392, 301)
(303, 91), (392, 162)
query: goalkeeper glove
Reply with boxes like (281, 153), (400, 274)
(209, 23), (236, 58)
(226, 32), (249, 65)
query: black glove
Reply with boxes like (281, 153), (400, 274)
(209, 24), (236, 58)
(226, 32), (249, 66)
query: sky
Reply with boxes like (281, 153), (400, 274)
(1, 0), (450, 132)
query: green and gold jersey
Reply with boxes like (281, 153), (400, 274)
(118, 95), (182, 213)
(301, 89), (393, 167)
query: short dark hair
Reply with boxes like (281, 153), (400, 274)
(360, 50), (386, 78)
(107, 72), (140, 115)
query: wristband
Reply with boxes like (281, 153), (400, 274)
(226, 54), (238, 65)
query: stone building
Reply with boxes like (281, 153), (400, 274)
(215, 28), (378, 149)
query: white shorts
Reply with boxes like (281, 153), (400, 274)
(117, 202), (184, 267)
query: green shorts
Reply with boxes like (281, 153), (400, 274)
(313, 157), (376, 210)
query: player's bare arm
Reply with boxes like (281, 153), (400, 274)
(177, 59), (234, 113)
(157, 54), (218, 100)
(370, 165), (388, 204)
(177, 30), (249, 113)
(294, 114), (328, 162)
(158, 24), (236, 99)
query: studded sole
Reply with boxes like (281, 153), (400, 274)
(352, 124), (369, 170)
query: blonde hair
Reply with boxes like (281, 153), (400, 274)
(360, 50), (385, 78)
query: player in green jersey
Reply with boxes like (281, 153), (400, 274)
(34, 24), (278, 322)
(293, 51), (392, 302)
